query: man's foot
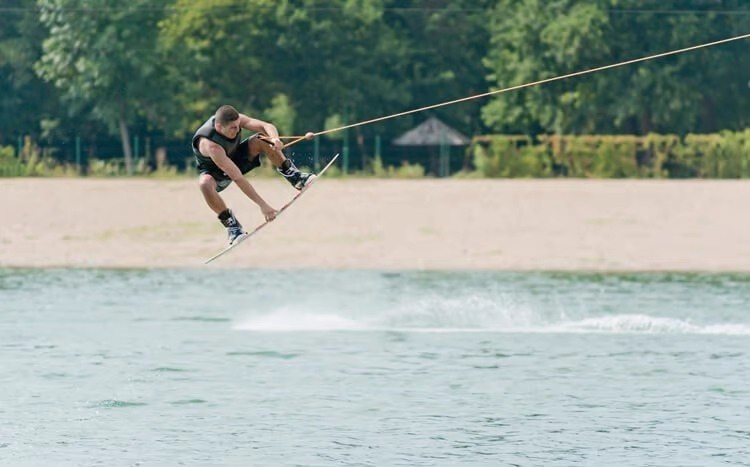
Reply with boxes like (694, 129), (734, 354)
(294, 172), (316, 190)
(218, 209), (246, 244)
(278, 159), (316, 191)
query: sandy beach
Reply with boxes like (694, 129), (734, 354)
(1, 177), (749, 271)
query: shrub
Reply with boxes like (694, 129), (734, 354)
(391, 160), (426, 178)
(472, 135), (550, 177)
(473, 131), (750, 179)
(0, 146), (25, 176)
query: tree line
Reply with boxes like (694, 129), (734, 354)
(1, 0), (749, 174)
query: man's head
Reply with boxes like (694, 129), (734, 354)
(214, 105), (241, 139)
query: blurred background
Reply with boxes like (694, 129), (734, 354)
(2, 0), (750, 178)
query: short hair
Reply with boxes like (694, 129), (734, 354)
(215, 105), (240, 125)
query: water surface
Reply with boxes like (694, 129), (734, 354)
(1, 269), (749, 466)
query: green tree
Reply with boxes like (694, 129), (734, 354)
(159, 0), (496, 158)
(482, 0), (612, 135)
(384, 0), (492, 136)
(158, 0), (283, 135)
(159, 0), (413, 141)
(482, 0), (750, 135)
(0, 0), (61, 143)
(602, 0), (750, 134)
(36, 0), (175, 174)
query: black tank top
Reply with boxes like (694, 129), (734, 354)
(192, 117), (241, 160)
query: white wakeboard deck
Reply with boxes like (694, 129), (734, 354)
(204, 153), (340, 264)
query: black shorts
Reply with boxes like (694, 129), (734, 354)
(196, 136), (262, 192)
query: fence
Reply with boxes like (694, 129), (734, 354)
(0, 132), (470, 177)
(5, 131), (750, 178)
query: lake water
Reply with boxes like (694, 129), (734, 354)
(1, 269), (749, 466)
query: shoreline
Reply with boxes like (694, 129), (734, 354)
(3, 178), (749, 272)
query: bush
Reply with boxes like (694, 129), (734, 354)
(370, 155), (388, 177)
(1, 144), (79, 177)
(472, 136), (551, 177)
(472, 131), (750, 179)
(87, 158), (156, 177)
(688, 130), (750, 178)
(391, 160), (426, 178)
(544, 135), (639, 178)
(323, 164), (343, 178)
(149, 164), (182, 178)
(357, 156), (426, 178)
(0, 146), (25, 176)
(719, 129), (750, 178)
(88, 159), (126, 176)
(5, 131), (750, 180)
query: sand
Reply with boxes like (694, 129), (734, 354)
(2, 177), (749, 271)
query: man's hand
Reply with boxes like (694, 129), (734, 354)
(271, 137), (284, 151)
(261, 203), (277, 222)
(258, 135), (284, 151)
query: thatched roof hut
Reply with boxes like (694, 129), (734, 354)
(393, 117), (470, 146)
(391, 117), (470, 176)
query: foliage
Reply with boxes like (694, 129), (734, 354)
(0, 145), (25, 176)
(472, 136), (551, 178)
(382, 0), (494, 137)
(0, 141), (80, 176)
(360, 155), (426, 178)
(542, 135), (639, 178)
(149, 164), (183, 179)
(158, 0), (416, 139)
(87, 158), (168, 177)
(321, 164), (343, 179)
(0, 0), (63, 140)
(36, 0), (176, 173)
(482, 0), (750, 135)
(324, 114), (346, 141)
(390, 160), (426, 178)
(371, 155), (388, 177)
(263, 94), (296, 137)
(471, 131), (750, 179)
(667, 131), (750, 179)
(0, 0), (748, 177)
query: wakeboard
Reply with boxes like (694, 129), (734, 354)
(204, 153), (340, 264)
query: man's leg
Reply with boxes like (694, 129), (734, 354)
(198, 173), (228, 214)
(198, 173), (245, 244)
(249, 136), (315, 190)
(249, 136), (284, 167)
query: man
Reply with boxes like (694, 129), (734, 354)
(192, 104), (315, 244)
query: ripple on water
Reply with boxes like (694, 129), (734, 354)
(171, 399), (207, 405)
(91, 400), (148, 408)
(225, 350), (300, 359)
(171, 316), (231, 322)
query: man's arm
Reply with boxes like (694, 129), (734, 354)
(201, 139), (277, 221)
(238, 114), (284, 151)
